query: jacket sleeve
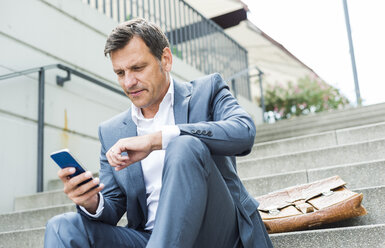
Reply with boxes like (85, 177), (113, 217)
(77, 125), (127, 226)
(177, 73), (256, 156)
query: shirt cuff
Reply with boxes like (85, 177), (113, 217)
(161, 125), (180, 149)
(79, 192), (104, 218)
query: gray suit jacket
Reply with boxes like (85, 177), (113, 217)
(79, 73), (270, 247)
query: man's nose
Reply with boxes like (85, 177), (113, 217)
(123, 74), (138, 88)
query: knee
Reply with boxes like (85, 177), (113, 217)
(46, 212), (81, 234)
(45, 212), (90, 247)
(166, 135), (209, 156)
(164, 135), (212, 172)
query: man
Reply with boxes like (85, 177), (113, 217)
(45, 18), (272, 248)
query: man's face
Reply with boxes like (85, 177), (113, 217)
(110, 36), (172, 118)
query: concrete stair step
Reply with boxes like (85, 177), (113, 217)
(0, 227), (45, 248)
(0, 204), (76, 233)
(2, 224), (384, 248)
(256, 115), (385, 143)
(245, 121), (385, 159)
(334, 120), (385, 145)
(247, 131), (337, 160)
(255, 102), (385, 142)
(238, 138), (385, 178)
(14, 190), (71, 211)
(47, 179), (64, 191)
(243, 159), (385, 197)
(46, 172), (99, 191)
(260, 102), (384, 126)
(270, 224), (385, 248)
(2, 224), (383, 248)
(0, 203), (128, 233)
(324, 186), (385, 229)
(258, 103), (385, 134)
(0, 216), (125, 248)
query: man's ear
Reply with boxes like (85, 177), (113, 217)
(161, 47), (172, 72)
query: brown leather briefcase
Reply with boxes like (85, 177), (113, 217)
(256, 175), (367, 234)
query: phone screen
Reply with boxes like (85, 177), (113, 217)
(50, 149), (93, 186)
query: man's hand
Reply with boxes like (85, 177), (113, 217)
(58, 168), (104, 214)
(106, 131), (162, 171)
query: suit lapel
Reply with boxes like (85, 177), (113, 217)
(173, 80), (191, 125)
(122, 109), (148, 222)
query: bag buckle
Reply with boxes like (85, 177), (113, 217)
(322, 190), (334, 197)
(268, 209), (280, 216)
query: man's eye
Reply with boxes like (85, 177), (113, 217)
(133, 66), (143, 71)
(117, 71), (124, 76)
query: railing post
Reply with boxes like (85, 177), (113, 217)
(37, 68), (45, 192)
(245, 50), (251, 100)
(258, 70), (266, 123)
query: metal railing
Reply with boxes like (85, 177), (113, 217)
(227, 66), (266, 122)
(82, 0), (251, 100)
(0, 64), (125, 192)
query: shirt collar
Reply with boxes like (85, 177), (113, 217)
(131, 75), (174, 125)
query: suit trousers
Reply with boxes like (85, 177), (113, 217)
(45, 135), (241, 248)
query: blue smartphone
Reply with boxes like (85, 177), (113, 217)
(50, 148), (93, 186)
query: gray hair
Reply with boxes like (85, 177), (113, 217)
(104, 18), (170, 60)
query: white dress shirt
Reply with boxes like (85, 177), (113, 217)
(81, 77), (180, 231)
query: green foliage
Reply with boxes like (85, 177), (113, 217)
(262, 76), (350, 120)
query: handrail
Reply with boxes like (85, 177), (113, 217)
(0, 64), (125, 192)
(0, 64), (125, 96)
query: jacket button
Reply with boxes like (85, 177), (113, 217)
(207, 131), (213, 137)
(191, 130), (196, 134)
(196, 130), (202, 135)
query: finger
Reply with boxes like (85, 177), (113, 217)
(107, 153), (120, 167)
(67, 171), (93, 189)
(72, 183), (104, 206)
(109, 151), (128, 167)
(112, 143), (130, 161)
(110, 153), (122, 166)
(82, 183), (104, 201)
(114, 152), (146, 171)
(71, 177), (101, 197)
(58, 167), (76, 183)
(115, 154), (130, 165)
(107, 147), (122, 167)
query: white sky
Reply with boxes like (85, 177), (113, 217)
(242, 0), (385, 106)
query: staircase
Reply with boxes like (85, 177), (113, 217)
(1, 103), (385, 247)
